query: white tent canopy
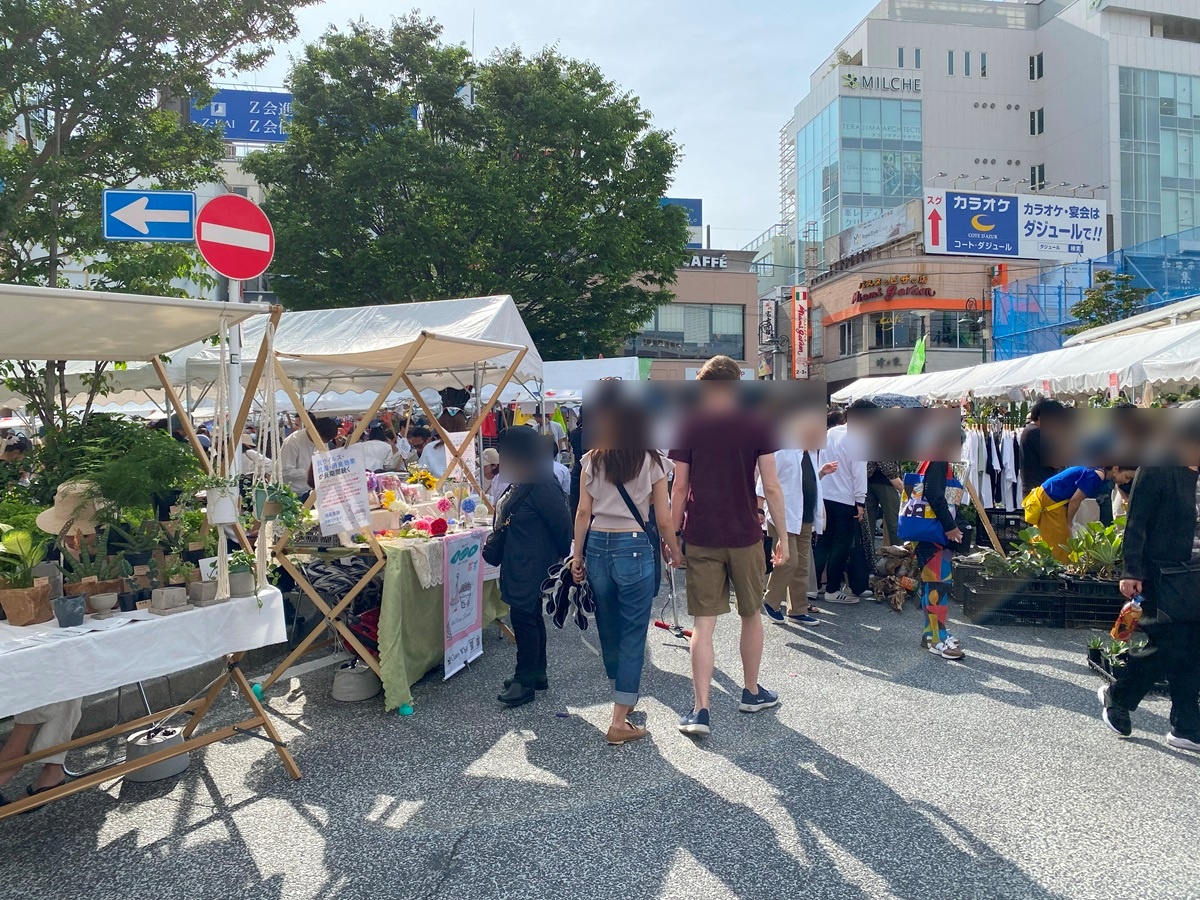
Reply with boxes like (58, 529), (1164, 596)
(832, 320), (1200, 403)
(185, 294), (542, 394)
(0, 283), (267, 361)
(498, 357), (641, 404)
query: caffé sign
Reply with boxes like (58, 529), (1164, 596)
(852, 274), (935, 303)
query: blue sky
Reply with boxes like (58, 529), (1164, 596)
(251, 1), (876, 250)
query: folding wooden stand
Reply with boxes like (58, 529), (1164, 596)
(257, 335), (528, 693)
(0, 652), (299, 819)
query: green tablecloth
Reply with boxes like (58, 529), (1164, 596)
(377, 541), (505, 710)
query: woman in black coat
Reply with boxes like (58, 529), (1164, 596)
(494, 427), (573, 707)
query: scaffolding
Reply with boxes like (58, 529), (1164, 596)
(779, 124), (796, 236)
(993, 225), (1200, 360)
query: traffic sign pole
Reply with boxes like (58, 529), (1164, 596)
(227, 278), (243, 476)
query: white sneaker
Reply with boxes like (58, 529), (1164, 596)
(856, 589), (875, 600)
(1167, 732), (1200, 752)
(928, 635), (965, 660)
(822, 590), (860, 605)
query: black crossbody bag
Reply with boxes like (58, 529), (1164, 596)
(482, 484), (533, 567)
(615, 483), (663, 597)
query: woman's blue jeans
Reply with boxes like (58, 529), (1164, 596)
(585, 530), (657, 707)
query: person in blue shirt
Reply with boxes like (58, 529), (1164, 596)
(1036, 465), (1136, 561)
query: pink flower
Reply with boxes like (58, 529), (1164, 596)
(436, 496), (452, 513)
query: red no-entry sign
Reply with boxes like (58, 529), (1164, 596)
(195, 194), (275, 281)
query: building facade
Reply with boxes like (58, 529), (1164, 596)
(622, 250), (759, 380)
(777, 0), (1200, 279)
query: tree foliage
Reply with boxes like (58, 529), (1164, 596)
(1064, 269), (1151, 336)
(0, 0), (314, 428)
(245, 16), (689, 358)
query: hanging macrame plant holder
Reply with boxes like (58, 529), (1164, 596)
(250, 319), (285, 590)
(211, 316), (234, 601)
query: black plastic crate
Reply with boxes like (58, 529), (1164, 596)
(1063, 578), (1125, 629)
(951, 560), (984, 603)
(963, 584), (1065, 627)
(979, 575), (1062, 595)
(975, 510), (1026, 554)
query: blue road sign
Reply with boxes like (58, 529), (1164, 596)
(190, 89), (293, 143)
(102, 189), (196, 242)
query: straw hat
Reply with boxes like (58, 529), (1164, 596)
(35, 481), (108, 536)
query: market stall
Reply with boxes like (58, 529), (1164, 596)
(248, 296), (542, 709)
(0, 284), (298, 818)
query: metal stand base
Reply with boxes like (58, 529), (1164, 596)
(63, 682), (153, 778)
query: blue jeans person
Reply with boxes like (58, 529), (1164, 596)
(585, 530), (657, 707)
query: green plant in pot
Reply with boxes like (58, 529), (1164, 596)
(1065, 519), (1124, 582)
(1086, 635), (1104, 667)
(164, 557), (195, 586)
(59, 528), (126, 605)
(253, 482), (305, 533)
(227, 548), (260, 600)
(188, 473), (241, 526)
(0, 526), (55, 626)
(106, 520), (162, 568)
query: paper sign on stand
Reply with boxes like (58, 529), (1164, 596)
(443, 531), (484, 679)
(313, 445), (372, 536)
(442, 430), (477, 482)
(1108, 372), (1119, 400)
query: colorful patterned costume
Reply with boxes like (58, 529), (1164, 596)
(917, 543), (953, 646)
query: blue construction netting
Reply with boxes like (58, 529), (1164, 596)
(992, 226), (1200, 360)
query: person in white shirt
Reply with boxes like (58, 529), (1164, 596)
(280, 416), (339, 497)
(359, 424), (396, 472)
(815, 401), (874, 605)
(240, 434), (270, 474)
(406, 423), (447, 478)
(756, 436), (836, 625)
(531, 412), (568, 456)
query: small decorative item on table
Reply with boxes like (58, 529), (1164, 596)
(461, 497), (477, 526)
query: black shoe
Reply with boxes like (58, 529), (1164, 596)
(504, 676), (549, 691)
(497, 683), (536, 707)
(1098, 685), (1132, 738)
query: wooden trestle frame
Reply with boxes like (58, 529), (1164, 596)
(257, 332), (527, 696)
(0, 305), (301, 820)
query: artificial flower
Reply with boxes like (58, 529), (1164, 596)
(429, 518), (448, 537)
(402, 513), (416, 523)
(381, 489), (397, 508)
(435, 496), (452, 514)
(461, 498), (477, 515)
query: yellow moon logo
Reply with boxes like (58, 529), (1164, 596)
(971, 214), (995, 232)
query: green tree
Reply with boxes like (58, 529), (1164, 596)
(1064, 269), (1151, 336)
(0, 0), (315, 427)
(245, 16), (689, 358)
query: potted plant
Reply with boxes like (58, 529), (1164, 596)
(0, 526), (55, 626)
(1062, 519), (1126, 628)
(106, 520), (161, 568)
(253, 482), (305, 533)
(59, 528), (126, 606)
(164, 557), (195, 587)
(228, 549), (258, 598)
(192, 474), (241, 525)
(1086, 635), (1104, 670)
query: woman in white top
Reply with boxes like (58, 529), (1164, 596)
(571, 402), (683, 746)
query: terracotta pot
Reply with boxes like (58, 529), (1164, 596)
(0, 583), (54, 626)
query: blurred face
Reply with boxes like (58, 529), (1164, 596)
(408, 432), (429, 453)
(484, 463), (499, 479)
(1108, 467), (1136, 486)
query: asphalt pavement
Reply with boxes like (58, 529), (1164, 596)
(2, 589), (1198, 900)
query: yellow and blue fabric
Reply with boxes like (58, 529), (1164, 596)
(898, 469), (963, 545)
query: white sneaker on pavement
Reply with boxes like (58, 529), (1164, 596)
(822, 590), (860, 605)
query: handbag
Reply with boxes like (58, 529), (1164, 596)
(897, 466), (964, 545)
(1149, 560), (1200, 625)
(615, 483), (663, 597)
(482, 484), (532, 566)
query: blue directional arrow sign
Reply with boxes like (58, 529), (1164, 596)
(102, 189), (196, 242)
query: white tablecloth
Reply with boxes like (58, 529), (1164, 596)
(0, 588), (286, 718)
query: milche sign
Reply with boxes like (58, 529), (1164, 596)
(842, 71), (922, 94)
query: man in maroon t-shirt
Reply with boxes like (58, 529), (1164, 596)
(669, 356), (788, 737)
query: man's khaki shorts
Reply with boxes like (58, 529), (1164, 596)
(684, 542), (764, 618)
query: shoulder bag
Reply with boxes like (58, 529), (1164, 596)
(482, 484), (533, 567)
(897, 466), (964, 545)
(614, 483), (663, 597)
(1147, 560), (1200, 625)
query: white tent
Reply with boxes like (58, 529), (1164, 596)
(185, 294), (542, 394)
(497, 357), (641, 404)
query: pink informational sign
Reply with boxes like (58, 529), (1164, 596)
(443, 531), (485, 679)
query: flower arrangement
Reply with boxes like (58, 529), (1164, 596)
(435, 496), (452, 514)
(429, 518), (448, 537)
(461, 498), (477, 516)
(406, 468), (438, 491)
(381, 490), (412, 516)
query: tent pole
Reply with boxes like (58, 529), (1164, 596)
(154, 358), (210, 475)
(342, 334), (429, 449)
(474, 363), (484, 491)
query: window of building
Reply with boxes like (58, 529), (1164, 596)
(914, 48), (922, 70)
(964, 51), (972, 78)
(1030, 108), (1045, 136)
(948, 50), (955, 76)
(1030, 52), (1043, 80)
(869, 312), (919, 350)
(1030, 163), (1046, 191)
(629, 303), (744, 360)
(810, 307), (824, 359)
(927, 312), (983, 349)
(981, 52), (988, 78)
(898, 47), (904, 68)
(839, 320), (863, 357)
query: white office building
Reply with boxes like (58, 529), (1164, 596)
(779, 0), (1200, 279)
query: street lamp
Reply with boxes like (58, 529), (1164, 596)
(1069, 183), (1089, 197)
(970, 175), (990, 190)
(926, 172), (948, 186)
(1085, 184), (1109, 198)
(951, 173), (970, 188)
(989, 176), (1012, 191)
(960, 297), (987, 362)
(1014, 177), (1031, 193)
